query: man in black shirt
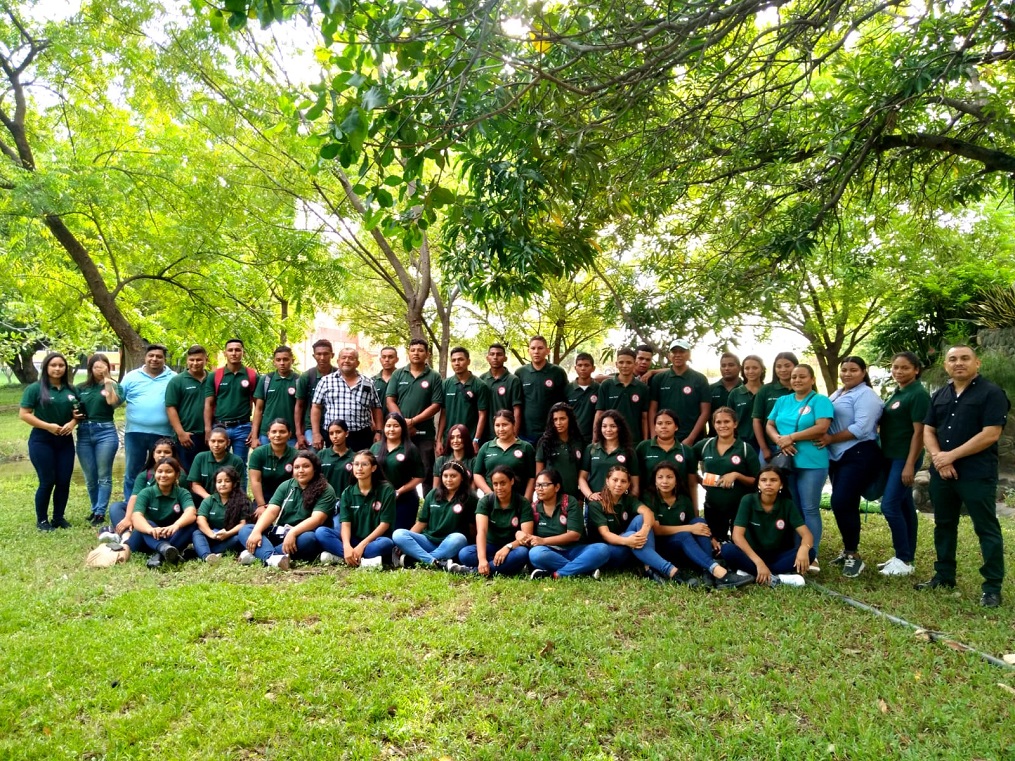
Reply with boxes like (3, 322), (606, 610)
(917, 345), (1009, 607)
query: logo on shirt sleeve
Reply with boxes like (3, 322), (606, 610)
(514, 449), (523, 458)
(621, 511), (628, 521)
(631, 394), (640, 403)
(373, 500), (382, 511)
(466, 390), (474, 398)
(240, 379), (250, 388)
(452, 503), (463, 514)
(683, 386), (693, 395)
(284, 463), (293, 472)
(890, 401), (901, 409)
(675, 454), (684, 463)
(559, 514), (567, 525)
(679, 511), (686, 522)
(396, 453), (406, 462)
(345, 462), (353, 471)
(511, 516), (519, 527)
(288, 387), (296, 395)
(617, 454), (626, 463)
(802, 406), (811, 415)
(173, 503), (181, 513)
(67, 394), (76, 401)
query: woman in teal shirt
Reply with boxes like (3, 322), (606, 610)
(765, 364), (833, 558)
(19, 352), (79, 531)
(75, 353), (123, 525)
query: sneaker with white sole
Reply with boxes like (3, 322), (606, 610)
(266, 554), (290, 570)
(360, 556), (383, 569)
(775, 573), (806, 587)
(318, 551), (341, 565)
(592, 568), (601, 580)
(880, 557), (914, 576)
(97, 529), (121, 545)
(830, 551), (848, 566)
(877, 556), (897, 570)
(841, 555), (865, 578)
(807, 562), (821, 574)
(391, 547), (404, 568)
(446, 561), (473, 575)
(204, 553), (222, 565)
(238, 550), (257, 566)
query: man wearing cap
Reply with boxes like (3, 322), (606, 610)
(312, 347), (384, 453)
(648, 340), (710, 445)
(916, 344), (1009, 608)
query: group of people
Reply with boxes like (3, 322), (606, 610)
(19, 336), (1008, 606)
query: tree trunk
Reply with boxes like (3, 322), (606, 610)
(10, 346), (39, 384)
(811, 343), (840, 395)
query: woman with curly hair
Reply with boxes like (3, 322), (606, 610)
(432, 423), (476, 490)
(193, 465), (253, 564)
(239, 450), (335, 569)
(535, 402), (585, 500)
(394, 460), (474, 568)
(579, 410), (639, 501)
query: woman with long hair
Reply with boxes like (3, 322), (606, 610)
(474, 409), (536, 499)
(316, 449), (396, 569)
(448, 466), (532, 576)
(580, 410), (639, 501)
(636, 408), (697, 511)
(193, 465), (253, 563)
(876, 352), (930, 577)
(754, 351), (798, 462)
(19, 352), (78, 531)
(128, 456), (197, 568)
(535, 402), (585, 500)
(319, 419), (356, 500)
(433, 423), (476, 490)
(371, 412), (425, 531)
(248, 418), (299, 517)
(393, 460), (474, 568)
(727, 355), (765, 447)
(240, 450), (335, 568)
(75, 353), (123, 525)
(104, 438), (179, 543)
(694, 406), (760, 542)
(526, 468), (610, 579)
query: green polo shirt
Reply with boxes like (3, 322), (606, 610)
(515, 362), (569, 438)
(134, 485), (194, 526)
(441, 373), (491, 437)
(418, 489), (476, 542)
(165, 371), (207, 433)
(726, 385), (758, 442)
(20, 382), (77, 426)
(649, 367), (710, 441)
(370, 442), (425, 489)
(76, 382), (122, 422)
(581, 444), (639, 493)
(752, 381), (793, 423)
(479, 370), (524, 439)
(596, 376), (651, 441)
(474, 439), (536, 495)
(270, 478), (337, 526)
(129, 469), (157, 498)
(588, 493), (644, 537)
(476, 492), (531, 546)
(693, 436), (761, 512)
(566, 381), (600, 442)
(204, 367), (256, 422)
(635, 438), (695, 483)
(433, 454), (475, 481)
(185, 451), (246, 493)
(320, 447), (355, 498)
(254, 371), (299, 435)
(339, 482), (397, 538)
(880, 381), (931, 461)
(535, 439), (583, 499)
(645, 492), (694, 527)
(386, 365), (444, 439)
(247, 444), (298, 503)
(295, 366), (335, 430)
(734, 494), (804, 554)
(532, 494), (584, 542)
(197, 492), (251, 530)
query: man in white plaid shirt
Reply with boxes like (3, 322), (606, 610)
(310, 348), (383, 452)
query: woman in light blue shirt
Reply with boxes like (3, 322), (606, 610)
(816, 356), (883, 579)
(765, 364), (833, 563)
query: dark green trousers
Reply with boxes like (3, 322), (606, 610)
(928, 475), (1005, 594)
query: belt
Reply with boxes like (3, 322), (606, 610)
(216, 418), (250, 427)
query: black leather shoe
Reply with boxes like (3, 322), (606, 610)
(713, 571), (755, 590)
(980, 592), (1002, 608)
(37, 520), (54, 532)
(913, 576), (955, 591)
(52, 518), (72, 529)
(157, 542), (180, 564)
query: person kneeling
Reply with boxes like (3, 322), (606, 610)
(128, 457), (196, 569)
(315, 450), (395, 569)
(720, 465), (815, 586)
(239, 450), (334, 569)
(526, 468), (609, 579)
(393, 460), (473, 569)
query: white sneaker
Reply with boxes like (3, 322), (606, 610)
(877, 556), (897, 570)
(807, 563), (821, 574)
(318, 551), (341, 565)
(97, 530), (121, 545)
(238, 550), (256, 566)
(266, 554), (290, 570)
(775, 574), (806, 587)
(205, 553), (222, 565)
(880, 557), (914, 576)
(360, 556), (383, 570)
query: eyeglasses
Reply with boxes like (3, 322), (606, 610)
(534, 482), (554, 488)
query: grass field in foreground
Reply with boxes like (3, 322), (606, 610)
(1, 472), (1013, 760)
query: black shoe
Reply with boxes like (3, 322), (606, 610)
(980, 592), (1002, 608)
(713, 571), (755, 590)
(645, 568), (669, 584)
(37, 520), (54, 532)
(146, 555), (163, 569)
(529, 569), (551, 580)
(157, 542), (180, 564)
(88, 514), (105, 526)
(913, 576), (955, 591)
(52, 518), (72, 529)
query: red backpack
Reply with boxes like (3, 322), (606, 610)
(213, 366), (257, 397)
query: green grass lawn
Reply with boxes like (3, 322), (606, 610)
(1, 471), (1013, 760)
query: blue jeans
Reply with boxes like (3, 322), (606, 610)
(238, 524), (321, 562)
(786, 467), (827, 553)
(315, 526), (394, 560)
(880, 458), (918, 563)
(458, 542), (529, 575)
(123, 432), (165, 498)
(76, 421), (119, 517)
(655, 518), (718, 574)
(176, 433), (207, 474)
(28, 429), (75, 524)
(600, 514), (656, 573)
(529, 543), (611, 577)
(392, 529), (468, 564)
(126, 520), (196, 555)
(192, 531), (245, 559)
(720, 542), (815, 575)
(223, 422), (252, 465)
